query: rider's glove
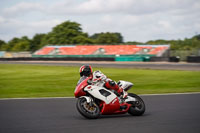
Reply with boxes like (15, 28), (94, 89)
(93, 70), (107, 82)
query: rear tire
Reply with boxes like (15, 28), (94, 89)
(76, 97), (100, 119)
(127, 93), (145, 116)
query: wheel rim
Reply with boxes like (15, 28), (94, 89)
(81, 100), (98, 114)
(133, 98), (144, 110)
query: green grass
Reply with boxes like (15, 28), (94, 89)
(0, 64), (200, 98)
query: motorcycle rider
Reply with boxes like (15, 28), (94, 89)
(78, 65), (127, 98)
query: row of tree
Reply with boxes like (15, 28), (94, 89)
(127, 35), (200, 51)
(0, 21), (123, 52)
(0, 20), (199, 52)
(145, 35), (200, 50)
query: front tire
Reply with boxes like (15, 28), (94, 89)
(127, 93), (145, 116)
(76, 97), (100, 119)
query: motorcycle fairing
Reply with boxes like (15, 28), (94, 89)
(100, 97), (120, 115)
(74, 77), (90, 97)
(83, 85), (136, 115)
(84, 85), (117, 104)
(100, 98), (132, 115)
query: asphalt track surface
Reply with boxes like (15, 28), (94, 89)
(0, 93), (200, 133)
(0, 61), (200, 71)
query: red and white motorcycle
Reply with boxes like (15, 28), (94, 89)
(74, 77), (145, 119)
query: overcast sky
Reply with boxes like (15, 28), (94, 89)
(0, 0), (200, 42)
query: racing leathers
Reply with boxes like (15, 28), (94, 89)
(90, 70), (127, 98)
(77, 70), (127, 98)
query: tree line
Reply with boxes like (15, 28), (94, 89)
(0, 20), (199, 52)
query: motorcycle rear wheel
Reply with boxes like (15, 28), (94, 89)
(127, 93), (145, 116)
(76, 97), (100, 119)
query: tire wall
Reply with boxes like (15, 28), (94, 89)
(187, 56), (200, 63)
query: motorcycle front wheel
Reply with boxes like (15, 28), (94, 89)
(76, 97), (100, 119)
(127, 93), (145, 116)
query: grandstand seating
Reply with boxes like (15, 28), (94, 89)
(34, 47), (55, 55)
(148, 46), (168, 55)
(33, 45), (169, 56)
(59, 46), (99, 55)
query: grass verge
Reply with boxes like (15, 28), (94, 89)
(0, 64), (200, 98)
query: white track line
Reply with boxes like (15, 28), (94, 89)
(0, 97), (74, 100)
(0, 92), (200, 100)
(139, 92), (200, 96)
